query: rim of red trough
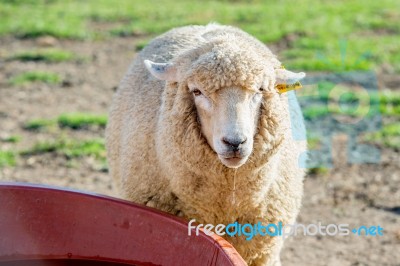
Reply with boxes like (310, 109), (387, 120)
(0, 182), (246, 266)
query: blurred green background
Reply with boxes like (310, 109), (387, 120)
(1, 2), (400, 264)
(1, 0), (399, 72)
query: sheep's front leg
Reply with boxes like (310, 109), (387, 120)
(231, 234), (284, 266)
(251, 253), (281, 266)
(252, 236), (283, 266)
(144, 193), (182, 216)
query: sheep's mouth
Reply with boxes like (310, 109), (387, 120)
(218, 154), (248, 168)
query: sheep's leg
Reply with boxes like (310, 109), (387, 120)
(231, 234), (283, 266)
(258, 236), (283, 266)
(251, 254), (281, 266)
(144, 196), (158, 208)
(144, 193), (182, 216)
(249, 252), (282, 266)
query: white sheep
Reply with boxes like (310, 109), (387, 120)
(106, 23), (307, 266)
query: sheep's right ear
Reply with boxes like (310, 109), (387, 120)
(144, 60), (177, 81)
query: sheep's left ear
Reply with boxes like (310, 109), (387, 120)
(144, 60), (177, 81)
(275, 68), (305, 85)
(274, 68), (305, 93)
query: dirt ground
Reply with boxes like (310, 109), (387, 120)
(0, 36), (399, 266)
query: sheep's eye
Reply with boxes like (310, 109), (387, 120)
(259, 87), (264, 92)
(193, 89), (202, 96)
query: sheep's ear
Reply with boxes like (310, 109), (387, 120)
(144, 60), (177, 81)
(275, 68), (305, 84)
(275, 68), (305, 93)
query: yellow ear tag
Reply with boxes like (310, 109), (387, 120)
(276, 81), (302, 93)
(275, 66), (303, 94)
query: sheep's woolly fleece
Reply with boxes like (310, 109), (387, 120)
(106, 23), (307, 266)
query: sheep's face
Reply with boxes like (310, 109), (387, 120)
(144, 58), (305, 169)
(189, 84), (262, 168)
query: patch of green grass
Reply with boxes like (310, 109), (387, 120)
(134, 39), (150, 51)
(10, 71), (61, 85)
(284, 48), (374, 72)
(380, 105), (400, 116)
(0, 1), (88, 39)
(0, 0), (399, 71)
(332, 104), (375, 117)
(379, 90), (400, 116)
(302, 88), (400, 120)
(306, 135), (329, 177)
(308, 167), (329, 175)
(0, 150), (16, 168)
(10, 49), (74, 63)
(380, 90), (400, 105)
(303, 105), (330, 120)
(364, 123), (400, 149)
(57, 113), (108, 129)
(303, 104), (379, 120)
(307, 136), (321, 150)
(21, 138), (106, 160)
(24, 118), (56, 130)
(24, 113), (108, 131)
(0, 135), (21, 143)
(64, 139), (105, 159)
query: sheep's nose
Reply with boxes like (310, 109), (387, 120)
(222, 137), (247, 150)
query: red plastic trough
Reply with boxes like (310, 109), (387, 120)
(0, 183), (246, 266)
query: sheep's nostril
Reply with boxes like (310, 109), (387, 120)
(222, 137), (247, 149)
